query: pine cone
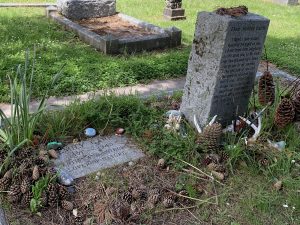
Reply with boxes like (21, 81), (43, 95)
(32, 165), (40, 181)
(108, 199), (130, 221)
(132, 188), (147, 201)
(0, 151), (5, 165)
(148, 188), (161, 205)
(0, 177), (11, 191)
(61, 200), (74, 211)
(293, 91), (300, 121)
(258, 71), (275, 105)
(15, 148), (33, 162)
(207, 163), (226, 173)
(47, 183), (58, 207)
(259, 157), (269, 167)
(35, 156), (47, 166)
(3, 169), (13, 179)
(162, 193), (176, 208)
(196, 123), (223, 151)
(40, 191), (48, 207)
(20, 177), (32, 194)
(122, 191), (133, 204)
(19, 160), (32, 175)
(220, 151), (229, 163)
(275, 97), (295, 128)
(7, 184), (21, 203)
(58, 184), (70, 200)
(21, 191), (33, 207)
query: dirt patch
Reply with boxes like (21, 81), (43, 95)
(5, 156), (216, 225)
(77, 14), (158, 38)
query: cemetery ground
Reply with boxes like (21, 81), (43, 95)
(0, 0), (300, 102)
(0, 1), (300, 225)
(1, 72), (300, 224)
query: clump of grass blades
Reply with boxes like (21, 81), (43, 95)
(0, 49), (62, 174)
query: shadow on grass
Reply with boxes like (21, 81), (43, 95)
(0, 10), (189, 102)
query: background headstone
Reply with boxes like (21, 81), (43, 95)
(57, 0), (116, 20)
(180, 11), (269, 127)
(55, 135), (144, 178)
(272, 0), (298, 5)
(164, 0), (186, 20)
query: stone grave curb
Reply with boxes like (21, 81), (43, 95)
(0, 3), (56, 7)
(46, 7), (181, 54)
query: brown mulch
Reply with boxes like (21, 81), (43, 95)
(77, 14), (158, 38)
(5, 156), (212, 225)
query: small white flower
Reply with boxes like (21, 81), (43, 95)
(291, 160), (296, 163)
(283, 204), (288, 208)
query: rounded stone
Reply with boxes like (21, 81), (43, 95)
(84, 128), (96, 137)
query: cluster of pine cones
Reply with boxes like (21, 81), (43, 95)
(203, 152), (229, 180)
(99, 186), (187, 223)
(258, 70), (300, 128)
(0, 147), (73, 211)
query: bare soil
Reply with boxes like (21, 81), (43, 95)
(77, 14), (158, 38)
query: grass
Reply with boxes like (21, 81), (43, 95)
(0, 0), (300, 103)
(35, 91), (300, 224)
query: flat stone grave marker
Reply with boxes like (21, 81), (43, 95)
(180, 11), (269, 127)
(55, 135), (145, 178)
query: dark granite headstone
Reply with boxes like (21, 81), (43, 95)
(180, 11), (269, 127)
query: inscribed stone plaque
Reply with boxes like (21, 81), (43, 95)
(55, 135), (145, 178)
(180, 12), (269, 127)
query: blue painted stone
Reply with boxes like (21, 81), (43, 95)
(84, 128), (96, 137)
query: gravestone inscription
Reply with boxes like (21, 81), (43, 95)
(180, 11), (269, 127)
(55, 135), (144, 178)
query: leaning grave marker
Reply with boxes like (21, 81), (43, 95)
(180, 10), (270, 127)
(55, 135), (145, 178)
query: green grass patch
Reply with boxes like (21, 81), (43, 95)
(0, 0), (300, 102)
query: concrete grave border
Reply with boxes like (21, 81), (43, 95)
(0, 3), (56, 7)
(46, 6), (182, 54)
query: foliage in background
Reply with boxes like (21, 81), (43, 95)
(0, 1), (300, 101)
(0, 50), (61, 174)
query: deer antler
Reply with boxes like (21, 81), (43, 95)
(193, 115), (218, 134)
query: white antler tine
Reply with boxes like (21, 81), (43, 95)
(208, 115), (218, 126)
(252, 114), (262, 140)
(193, 114), (202, 134)
(239, 116), (258, 131)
